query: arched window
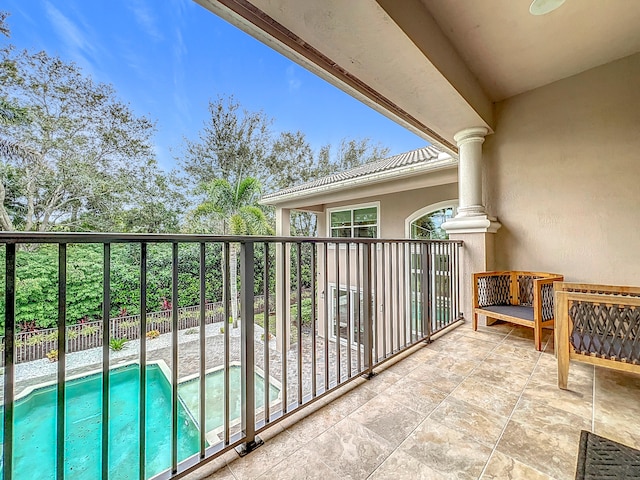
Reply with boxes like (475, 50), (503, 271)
(406, 201), (457, 240)
(405, 201), (457, 332)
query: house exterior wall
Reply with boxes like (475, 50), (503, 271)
(484, 53), (640, 285)
(319, 183), (458, 238)
(314, 182), (458, 349)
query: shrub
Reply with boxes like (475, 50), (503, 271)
(219, 326), (225, 334)
(146, 330), (160, 339)
(46, 349), (58, 362)
(79, 325), (99, 336)
(109, 338), (127, 351)
(185, 328), (198, 335)
(119, 320), (139, 329)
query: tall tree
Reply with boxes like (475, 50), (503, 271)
(0, 48), (156, 232)
(189, 177), (273, 327)
(265, 133), (390, 236)
(180, 95), (272, 189)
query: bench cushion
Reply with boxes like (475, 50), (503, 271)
(571, 332), (640, 364)
(481, 305), (534, 321)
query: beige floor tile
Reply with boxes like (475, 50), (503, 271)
(348, 395), (424, 446)
(257, 445), (344, 480)
(364, 368), (403, 393)
(332, 387), (380, 415)
(480, 451), (555, 480)
(455, 328), (508, 345)
(510, 397), (591, 437)
(400, 420), (492, 480)
(369, 449), (452, 479)
(383, 376), (448, 415)
(226, 430), (299, 480)
(420, 354), (480, 377)
(491, 342), (542, 363)
(593, 420), (640, 450)
(181, 328), (640, 480)
(430, 397), (508, 448)
(183, 451), (238, 480)
(451, 377), (520, 417)
(521, 376), (593, 419)
(496, 419), (580, 479)
(470, 364), (531, 392)
(406, 365), (465, 394)
(285, 401), (347, 443)
(311, 417), (394, 480)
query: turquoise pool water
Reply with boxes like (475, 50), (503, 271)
(1, 364), (200, 480)
(178, 365), (280, 433)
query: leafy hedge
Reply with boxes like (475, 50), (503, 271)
(0, 242), (314, 334)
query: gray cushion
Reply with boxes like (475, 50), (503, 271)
(482, 305), (534, 321)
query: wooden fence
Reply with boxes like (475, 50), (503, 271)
(1, 294), (274, 366)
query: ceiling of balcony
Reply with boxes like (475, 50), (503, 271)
(420, 0), (640, 101)
(196, 0), (640, 152)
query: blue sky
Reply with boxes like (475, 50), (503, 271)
(4, 0), (427, 170)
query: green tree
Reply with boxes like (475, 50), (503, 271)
(0, 48), (156, 232)
(190, 177), (273, 327)
(180, 95), (272, 189)
(265, 133), (390, 236)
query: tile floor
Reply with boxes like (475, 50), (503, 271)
(185, 322), (640, 480)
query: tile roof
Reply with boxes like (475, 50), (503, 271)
(262, 145), (450, 202)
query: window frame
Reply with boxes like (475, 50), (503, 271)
(326, 201), (380, 239)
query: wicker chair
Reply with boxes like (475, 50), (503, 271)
(555, 282), (640, 389)
(473, 271), (564, 350)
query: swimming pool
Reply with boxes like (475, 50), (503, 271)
(2, 364), (200, 480)
(178, 364), (281, 435)
(1, 363), (281, 479)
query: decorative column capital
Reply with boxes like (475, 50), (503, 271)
(453, 127), (489, 147)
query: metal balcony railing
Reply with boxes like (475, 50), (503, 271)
(0, 233), (463, 480)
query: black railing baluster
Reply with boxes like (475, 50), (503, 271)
(56, 243), (67, 480)
(2, 243), (15, 480)
(223, 242), (230, 445)
(355, 243), (361, 373)
(280, 240), (288, 413)
(345, 242), (351, 378)
(263, 242), (271, 422)
(323, 242), (329, 391)
(102, 243), (111, 480)
(237, 240), (261, 455)
(296, 243), (303, 405)
(171, 242), (179, 474)
(199, 242), (206, 458)
(310, 243), (317, 395)
(139, 242), (147, 479)
(335, 240), (340, 384)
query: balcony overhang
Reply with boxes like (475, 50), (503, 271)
(195, 0), (640, 154)
(194, 0), (495, 154)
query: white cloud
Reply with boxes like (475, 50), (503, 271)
(43, 1), (99, 73)
(286, 64), (302, 92)
(128, 0), (163, 42)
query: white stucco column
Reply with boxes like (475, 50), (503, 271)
(457, 127), (486, 217)
(443, 127), (501, 323)
(275, 207), (291, 352)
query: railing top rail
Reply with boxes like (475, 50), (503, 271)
(0, 232), (463, 245)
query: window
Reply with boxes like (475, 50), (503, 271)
(329, 205), (378, 238)
(409, 206), (455, 240)
(330, 286), (365, 346)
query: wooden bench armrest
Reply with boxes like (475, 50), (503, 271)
(533, 275), (564, 320)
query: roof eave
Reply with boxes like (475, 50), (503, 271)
(261, 156), (458, 207)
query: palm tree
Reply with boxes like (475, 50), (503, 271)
(192, 177), (273, 327)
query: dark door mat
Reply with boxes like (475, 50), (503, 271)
(576, 430), (640, 480)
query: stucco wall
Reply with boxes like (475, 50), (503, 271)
(319, 183), (458, 238)
(484, 53), (640, 284)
